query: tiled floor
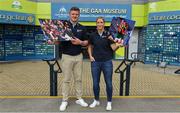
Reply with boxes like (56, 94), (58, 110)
(0, 60), (180, 96)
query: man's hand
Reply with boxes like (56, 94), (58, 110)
(47, 40), (59, 45)
(71, 37), (88, 46)
(71, 37), (82, 45)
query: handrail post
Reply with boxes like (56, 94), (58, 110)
(43, 59), (62, 96)
(115, 59), (142, 96)
(52, 70), (58, 96)
(49, 61), (56, 96)
(119, 71), (124, 96)
(125, 64), (131, 96)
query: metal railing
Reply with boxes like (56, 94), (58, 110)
(43, 59), (62, 96)
(115, 58), (143, 96)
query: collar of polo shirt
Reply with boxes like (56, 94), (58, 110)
(70, 20), (78, 28)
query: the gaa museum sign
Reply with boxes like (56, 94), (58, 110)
(51, 3), (132, 21)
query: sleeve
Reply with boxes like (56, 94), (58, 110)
(108, 38), (115, 45)
(107, 31), (115, 45)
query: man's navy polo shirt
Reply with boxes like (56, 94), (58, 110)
(61, 21), (87, 56)
(89, 30), (114, 62)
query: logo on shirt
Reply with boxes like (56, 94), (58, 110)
(101, 35), (106, 38)
(77, 29), (82, 32)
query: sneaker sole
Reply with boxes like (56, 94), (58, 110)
(75, 101), (88, 107)
(89, 103), (100, 108)
(59, 104), (68, 111)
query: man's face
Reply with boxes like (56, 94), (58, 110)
(69, 10), (80, 23)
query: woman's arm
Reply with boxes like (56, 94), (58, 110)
(107, 35), (123, 51)
(88, 44), (95, 62)
(111, 43), (123, 51)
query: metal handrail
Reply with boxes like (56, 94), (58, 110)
(43, 59), (62, 96)
(115, 59), (143, 96)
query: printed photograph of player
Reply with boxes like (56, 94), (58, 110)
(39, 19), (74, 44)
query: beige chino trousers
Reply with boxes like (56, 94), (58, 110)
(61, 53), (83, 101)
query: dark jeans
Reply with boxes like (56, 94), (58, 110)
(91, 60), (113, 101)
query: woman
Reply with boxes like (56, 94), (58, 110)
(88, 17), (122, 111)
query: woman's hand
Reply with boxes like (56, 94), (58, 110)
(110, 42), (123, 51)
(115, 42), (123, 47)
(89, 56), (95, 62)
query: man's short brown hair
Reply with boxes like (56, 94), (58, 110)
(70, 7), (80, 12)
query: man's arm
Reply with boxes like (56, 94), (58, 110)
(80, 40), (88, 46)
(71, 37), (88, 46)
(108, 35), (123, 51)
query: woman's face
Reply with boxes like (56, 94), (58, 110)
(96, 18), (105, 30)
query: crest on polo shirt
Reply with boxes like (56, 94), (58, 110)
(77, 29), (82, 32)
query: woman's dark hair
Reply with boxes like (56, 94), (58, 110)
(96, 17), (105, 23)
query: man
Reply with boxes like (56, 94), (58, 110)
(59, 7), (88, 111)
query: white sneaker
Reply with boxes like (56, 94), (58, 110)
(89, 100), (100, 108)
(106, 102), (112, 111)
(59, 101), (68, 111)
(75, 99), (88, 107)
